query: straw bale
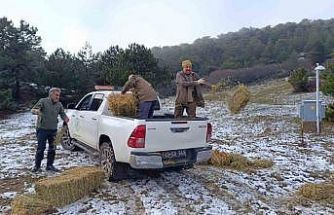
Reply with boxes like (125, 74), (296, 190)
(228, 84), (251, 114)
(35, 167), (104, 207)
(108, 94), (137, 117)
(209, 150), (273, 171)
(298, 183), (334, 203)
(11, 194), (57, 215)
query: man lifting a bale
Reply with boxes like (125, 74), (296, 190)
(121, 74), (159, 119)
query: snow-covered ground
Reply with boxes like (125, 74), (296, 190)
(0, 95), (333, 214)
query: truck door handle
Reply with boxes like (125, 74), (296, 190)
(79, 115), (84, 118)
(92, 118), (97, 120)
(170, 127), (189, 133)
(72, 115), (76, 117)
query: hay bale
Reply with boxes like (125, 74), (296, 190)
(35, 167), (104, 207)
(108, 93), (137, 117)
(209, 150), (274, 171)
(228, 84), (251, 114)
(298, 183), (334, 203)
(11, 194), (57, 215)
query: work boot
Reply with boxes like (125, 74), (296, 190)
(32, 166), (42, 173)
(46, 165), (60, 172)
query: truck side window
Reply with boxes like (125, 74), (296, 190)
(89, 93), (104, 111)
(90, 98), (103, 111)
(77, 95), (92, 110)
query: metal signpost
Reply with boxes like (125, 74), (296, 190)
(314, 63), (325, 134)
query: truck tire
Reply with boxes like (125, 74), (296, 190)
(100, 142), (127, 181)
(60, 125), (79, 151)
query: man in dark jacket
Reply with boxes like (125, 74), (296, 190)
(175, 60), (206, 118)
(122, 74), (159, 119)
(31, 87), (69, 172)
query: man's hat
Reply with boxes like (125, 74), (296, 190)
(182, 60), (192, 68)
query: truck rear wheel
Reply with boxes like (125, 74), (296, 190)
(100, 142), (127, 181)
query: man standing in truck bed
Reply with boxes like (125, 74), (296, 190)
(121, 74), (159, 119)
(175, 59), (206, 118)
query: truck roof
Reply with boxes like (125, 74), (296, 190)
(90, 90), (123, 97)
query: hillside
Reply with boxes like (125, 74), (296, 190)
(152, 19), (334, 84)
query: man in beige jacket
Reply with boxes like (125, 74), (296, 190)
(122, 74), (158, 119)
(174, 60), (206, 118)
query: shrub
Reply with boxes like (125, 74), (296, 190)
(0, 89), (15, 110)
(321, 64), (334, 97)
(288, 68), (308, 92)
(325, 103), (334, 122)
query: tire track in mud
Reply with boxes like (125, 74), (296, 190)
(158, 170), (236, 214)
(191, 165), (292, 214)
(180, 169), (251, 213)
(129, 177), (180, 215)
(95, 180), (146, 215)
(150, 173), (207, 214)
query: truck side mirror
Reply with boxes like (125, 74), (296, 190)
(67, 103), (76, 109)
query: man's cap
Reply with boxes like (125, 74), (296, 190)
(182, 60), (192, 68)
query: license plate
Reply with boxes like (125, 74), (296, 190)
(161, 149), (187, 160)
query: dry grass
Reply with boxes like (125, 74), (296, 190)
(250, 79), (293, 104)
(108, 94), (137, 117)
(298, 183), (334, 204)
(228, 84), (251, 114)
(209, 150), (274, 171)
(11, 194), (57, 215)
(205, 79), (293, 106)
(35, 167), (104, 207)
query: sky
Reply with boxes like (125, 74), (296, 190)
(1, 0), (334, 54)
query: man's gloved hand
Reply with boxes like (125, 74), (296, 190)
(32, 109), (41, 115)
(197, 78), (206, 84)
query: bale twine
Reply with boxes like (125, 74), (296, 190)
(298, 183), (334, 203)
(108, 94), (137, 117)
(228, 84), (251, 114)
(11, 194), (57, 215)
(35, 167), (104, 207)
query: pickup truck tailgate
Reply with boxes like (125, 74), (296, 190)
(144, 120), (208, 151)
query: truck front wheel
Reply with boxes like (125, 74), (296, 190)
(100, 142), (126, 181)
(61, 125), (79, 151)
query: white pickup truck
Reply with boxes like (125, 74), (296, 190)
(61, 90), (212, 180)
